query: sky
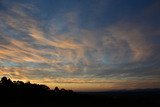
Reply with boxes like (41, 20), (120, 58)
(0, 0), (160, 91)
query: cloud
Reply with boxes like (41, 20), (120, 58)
(0, 0), (160, 91)
(106, 24), (152, 62)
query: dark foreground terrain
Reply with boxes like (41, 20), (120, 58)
(0, 77), (160, 107)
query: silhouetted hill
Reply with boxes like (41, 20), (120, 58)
(0, 77), (160, 107)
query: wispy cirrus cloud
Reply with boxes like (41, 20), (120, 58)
(0, 0), (160, 91)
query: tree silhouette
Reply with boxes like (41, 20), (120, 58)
(0, 76), (73, 95)
(54, 86), (60, 92)
(0, 76), (13, 86)
(1, 76), (7, 83)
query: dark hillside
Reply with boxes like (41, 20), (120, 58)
(0, 77), (160, 107)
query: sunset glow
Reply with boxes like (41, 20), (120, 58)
(0, 0), (160, 91)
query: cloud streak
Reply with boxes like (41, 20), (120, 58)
(0, 0), (160, 91)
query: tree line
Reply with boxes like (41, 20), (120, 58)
(0, 76), (73, 96)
